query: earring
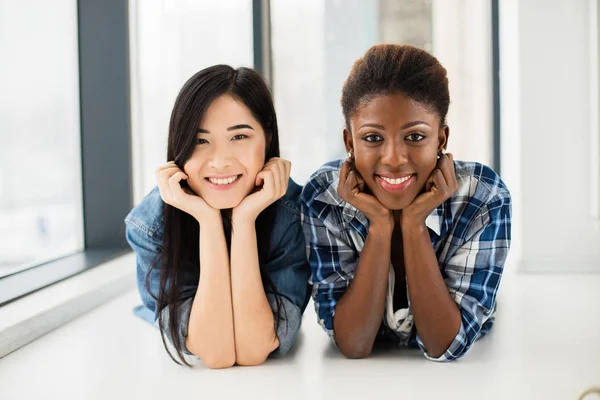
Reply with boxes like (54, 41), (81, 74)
(346, 150), (354, 159)
(437, 149), (446, 159)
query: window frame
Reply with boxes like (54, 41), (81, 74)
(0, 0), (133, 306)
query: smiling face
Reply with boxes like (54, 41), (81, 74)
(344, 92), (449, 211)
(183, 94), (266, 209)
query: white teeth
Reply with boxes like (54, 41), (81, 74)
(380, 175), (412, 185)
(208, 175), (239, 185)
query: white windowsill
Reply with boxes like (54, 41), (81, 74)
(0, 253), (136, 358)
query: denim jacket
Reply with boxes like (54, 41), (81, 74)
(125, 178), (311, 357)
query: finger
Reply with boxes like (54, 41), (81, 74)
(445, 153), (458, 192)
(168, 171), (189, 202)
(255, 170), (265, 187)
(432, 169), (448, 193)
(155, 161), (177, 175)
(263, 157), (279, 169)
(282, 160), (291, 194)
(425, 173), (435, 192)
(157, 167), (182, 203)
(344, 171), (361, 196)
(338, 161), (352, 192)
(437, 153), (457, 192)
(261, 170), (276, 201)
(155, 165), (180, 180)
(270, 161), (282, 197)
(437, 153), (452, 173)
(168, 171), (188, 189)
(157, 164), (180, 175)
(276, 160), (289, 196)
(158, 167), (182, 192)
(283, 159), (291, 181)
(354, 170), (366, 192)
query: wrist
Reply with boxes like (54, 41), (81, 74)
(231, 210), (258, 226)
(400, 214), (427, 232)
(194, 209), (221, 226)
(368, 219), (393, 236)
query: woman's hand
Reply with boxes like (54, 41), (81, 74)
(402, 153), (458, 227)
(337, 159), (393, 229)
(156, 161), (220, 224)
(232, 157), (291, 222)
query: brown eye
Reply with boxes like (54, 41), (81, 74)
(231, 134), (248, 141)
(363, 133), (383, 143)
(406, 133), (425, 142)
(196, 138), (209, 145)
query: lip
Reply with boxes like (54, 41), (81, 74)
(375, 173), (415, 193)
(204, 174), (242, 191)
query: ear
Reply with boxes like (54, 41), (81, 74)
(438, 124), (449, 152)
(343, 128), (354, 153)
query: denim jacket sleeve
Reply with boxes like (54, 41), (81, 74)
(265, 179), (312, 356)
(124, 187), (198, 355)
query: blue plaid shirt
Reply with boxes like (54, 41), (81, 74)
(301, 159), (512, 362)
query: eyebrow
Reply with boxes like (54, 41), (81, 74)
(401, 121), (430, 129)
(197, 124), (255, 134)
(358, 121), (431, 130)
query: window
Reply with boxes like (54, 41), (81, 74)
(0, 0), (83, 278)
(0, 0), (131, 306)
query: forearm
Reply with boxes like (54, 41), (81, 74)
(185, 215), (236, 369)
(333, 223), (392, 358)
(402, 219), (461, 358)
(230, 216), (279, 365)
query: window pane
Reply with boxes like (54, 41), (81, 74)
(272, 0), (492, 185)
(0, 0), (84, 277)
(129, 0), (254, 203)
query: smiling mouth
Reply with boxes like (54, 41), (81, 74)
(205, 174), (242, 187)
(375, 174), (415, 193)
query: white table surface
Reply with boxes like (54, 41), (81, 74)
(0, 267), (599, 400)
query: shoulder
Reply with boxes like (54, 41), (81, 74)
(444, 161), (511, 240)
(301, 159), (345, 209)
(453, 161), (511, 208)
(272, 177), (303, 220)
(266, 177), (306, 252)
(124, 187), (165, 243)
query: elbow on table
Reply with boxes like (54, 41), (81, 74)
(200, 352), (236, 369)
(424, 348), (446, 360)
(235, 351), (270, 367)
(422, 338), (468, 362)
(187, 343), (236, 369)
(337, 338), (372, 359)
(235, 340), (278, 366)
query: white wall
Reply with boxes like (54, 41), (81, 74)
(501, 0), (600, 272)
(432, 0), (493, 167)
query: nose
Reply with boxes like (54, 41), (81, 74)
(380, 141), (408, 168)
(207, 145), (232, 170)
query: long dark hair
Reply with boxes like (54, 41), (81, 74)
(148, 65), (285, 365)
